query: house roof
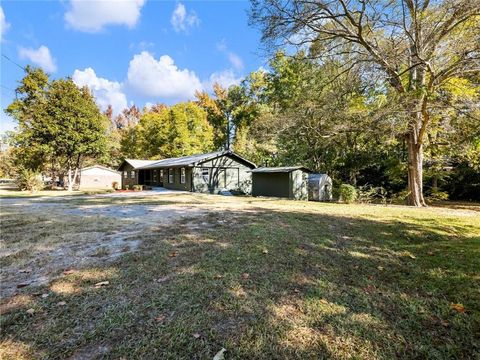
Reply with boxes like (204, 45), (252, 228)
(251, 166), (313, 173)
(81, 165), (121, 174)
(136, 150), (257, 170)
(119, 159), (159, 170)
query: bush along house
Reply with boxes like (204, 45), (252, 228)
(117, 150), (256, 194)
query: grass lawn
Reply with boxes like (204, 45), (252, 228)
(0, 188), (114, 199)
(0, 194), (479, 359)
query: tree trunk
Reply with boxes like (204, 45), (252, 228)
(406, 132), (427, 206)
(71, 167), (79, 191)
(67, 166), (73, 192)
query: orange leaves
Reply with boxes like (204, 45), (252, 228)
(450, 303), (465, 313)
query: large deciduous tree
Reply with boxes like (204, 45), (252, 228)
(250, 0), (480, 206)
(6, 67), (108, 191)
(122, 102), (214, 159)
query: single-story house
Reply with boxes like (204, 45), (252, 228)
(251, 166), (312, 200)
(77, 165), (121, 189)
(117, 150), (257, 194)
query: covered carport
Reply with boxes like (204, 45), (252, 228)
(251, 167), (312, 200)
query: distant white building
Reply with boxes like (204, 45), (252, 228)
(77, 165), (121, 189)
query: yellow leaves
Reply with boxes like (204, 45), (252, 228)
(441, 78), (479, 101)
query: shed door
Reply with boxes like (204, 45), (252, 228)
(212, 168), (226, 189)
(252, 173), (290, 198)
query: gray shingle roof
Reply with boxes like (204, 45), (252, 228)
(251, 166), (313, 173)
(135, 150), (256, 170)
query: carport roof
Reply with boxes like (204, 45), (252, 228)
(251, 166), (313, 173)
(121, 159), (159, 169)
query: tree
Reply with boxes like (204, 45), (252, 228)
(6, 67), (107, 191)
(5, 66), (51, 172)
(196, 84), (233, 150)
(123, 102), (214, 159)
(250, 0), (480, 206)
(196, 82), (264, 152)
(262, 52), (398, 185)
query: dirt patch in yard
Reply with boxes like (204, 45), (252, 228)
(0, 195), (211, 299)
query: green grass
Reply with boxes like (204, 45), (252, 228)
(1, 195), (479, 359)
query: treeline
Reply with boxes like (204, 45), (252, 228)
(2, 53), (479, 200)
(107, 52), (479, 201)
(3, 0), (480, 202)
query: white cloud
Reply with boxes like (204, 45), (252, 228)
(204, 69), (242, 91)
(228, 52), (244, 70)
(18, 45), (57, 72)
(129, 40), (154, 51)
(0, 6), (10, 41)
(171, 3), (199, 33)
(127, 51), (202, 99)
(216, 39), (244, 70)
(65, 0), (145, 33)
(72, 68), (127, 115)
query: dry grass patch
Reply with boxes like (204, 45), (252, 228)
(1, 193), (479, 359)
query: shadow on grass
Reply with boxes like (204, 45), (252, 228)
(1, 206), (479, 359)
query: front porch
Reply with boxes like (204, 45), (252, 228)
(138, 169), (164, 187)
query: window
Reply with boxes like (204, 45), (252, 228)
(180, 168), (186, 184)
(153, 170), (157, 181)
(130, 171), (135, 179)
(160, 169), (163, 179)
(169, 168), (174, 183)
(201, 168), (209, 182)
(123, 171), (128, 178)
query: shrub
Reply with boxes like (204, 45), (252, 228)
(390, 190), (411, 204)
(428, 188), (449, 202)
(112, 181), (119, 190)
(339, 184), (357, 203)
(357, 185), (388, 204)
(15, 169), (44, 192)
(132, 185), (143, 191)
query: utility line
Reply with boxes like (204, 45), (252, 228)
(0, 84), (15, 93)
(1, 53), (25, 71)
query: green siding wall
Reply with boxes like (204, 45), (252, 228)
(192, 155), (253, 194)
(252, 170), (308, 200)
(161, 167), (192, 191)
(290, 170), (309, 200)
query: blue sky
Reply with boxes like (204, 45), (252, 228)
(0, 0), (264, 133)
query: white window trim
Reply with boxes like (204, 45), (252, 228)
(201, 168), (209, 182)
(123, 171), (128, 178)
(169, 168), (174, 184)
(180, 168), (186, 184)
(130, 170), (135, 179)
